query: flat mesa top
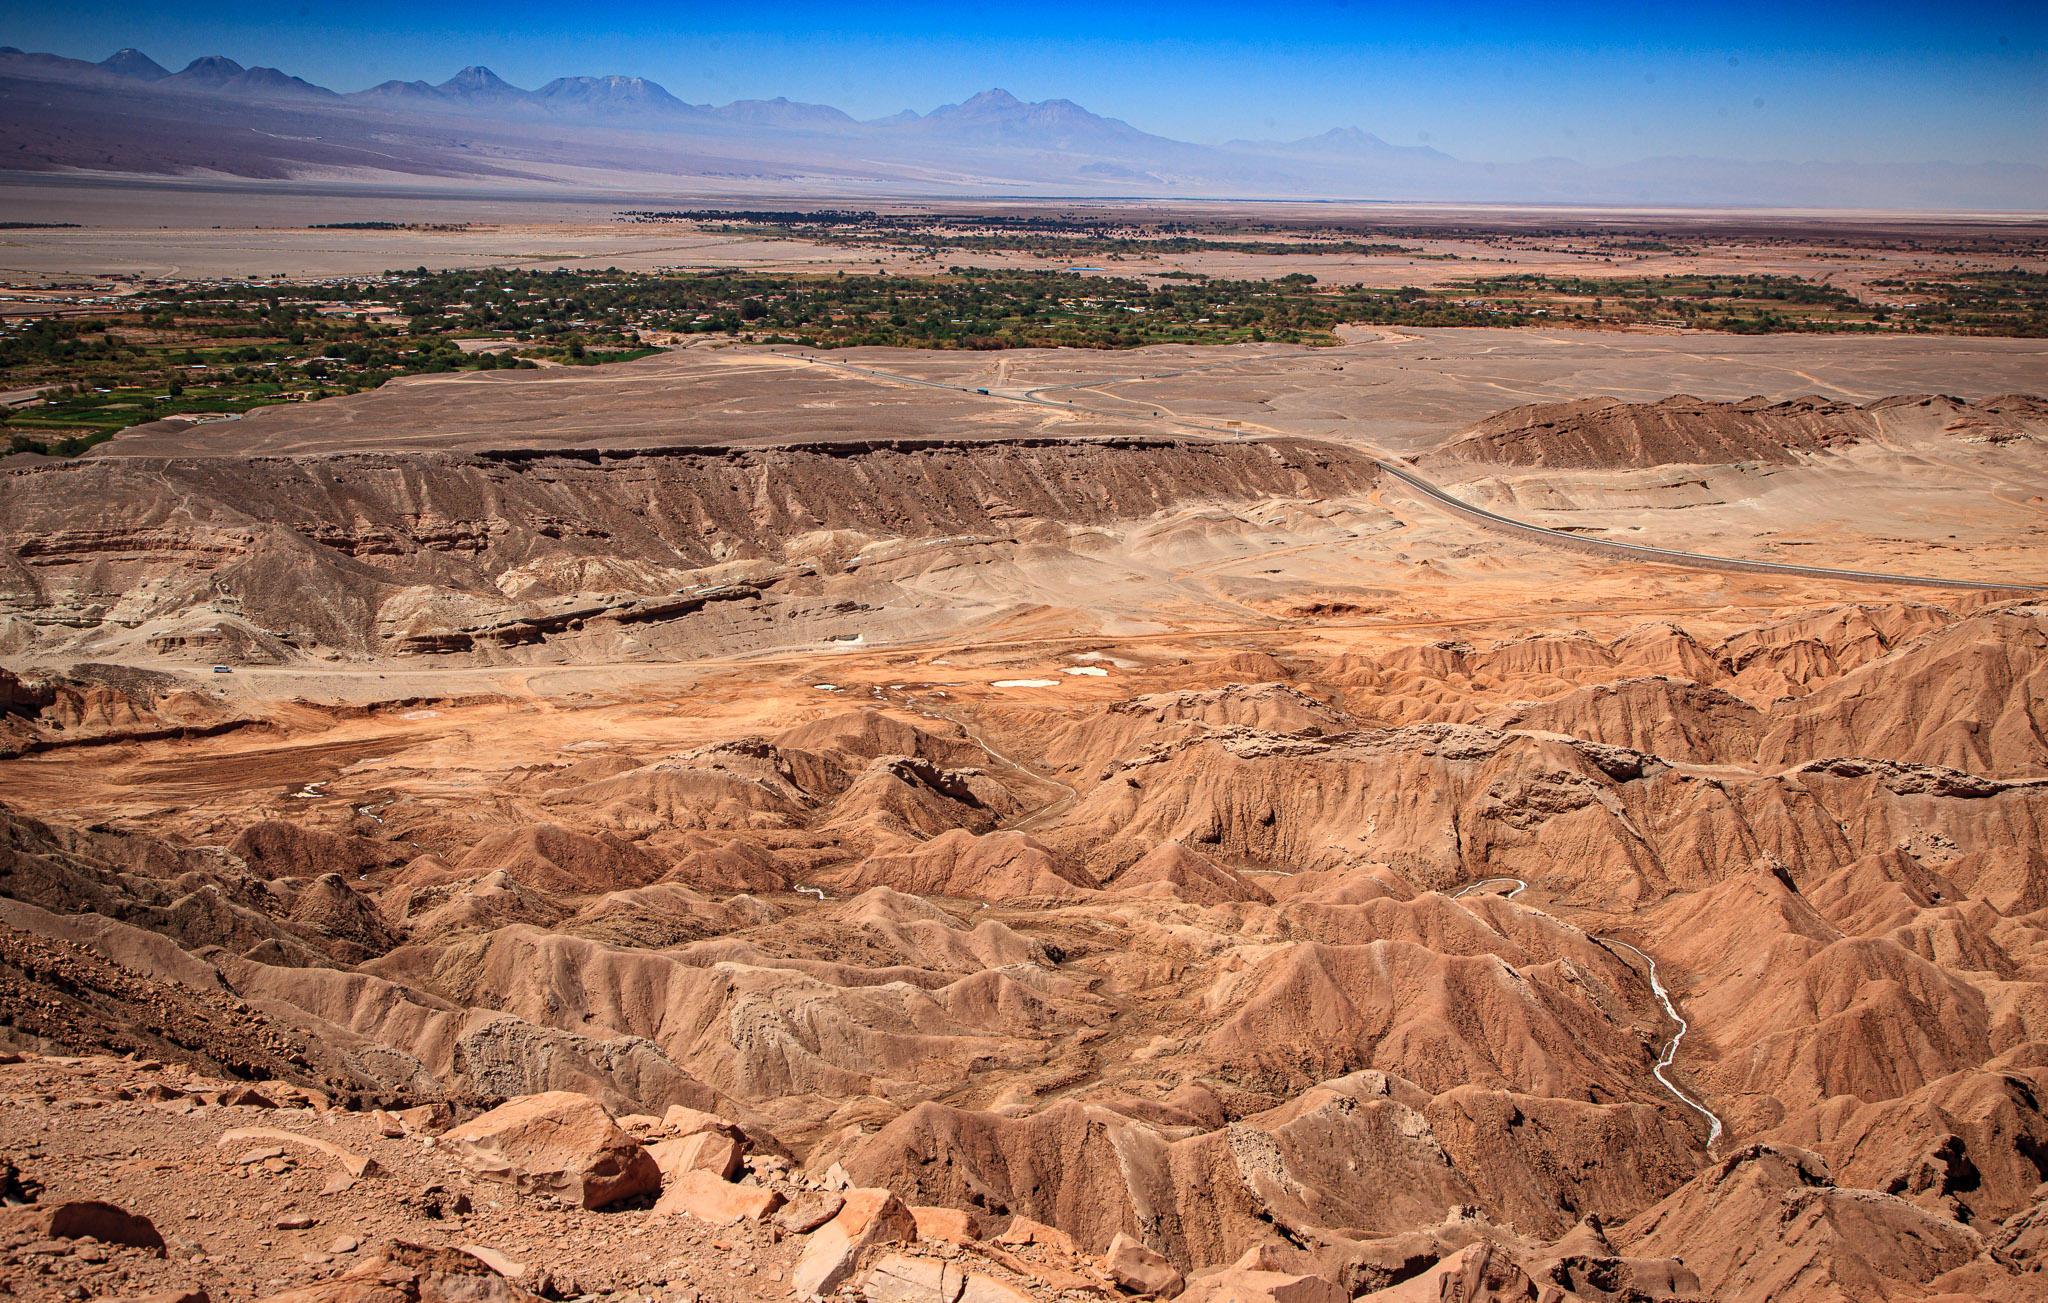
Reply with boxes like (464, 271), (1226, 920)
(84, 328), (2048, 461)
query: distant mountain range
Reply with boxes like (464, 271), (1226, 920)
(2, 45), (2042, 210)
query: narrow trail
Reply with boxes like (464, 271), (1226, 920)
(885, 689), (1082, 833)
(1449, 874), (1725, 1150)
(1602, 938), (1727, 1149)
(1450, 876), (1527, 900)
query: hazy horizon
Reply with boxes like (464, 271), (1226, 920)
(10, 0), (2044, 169)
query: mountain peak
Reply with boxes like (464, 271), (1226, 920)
(440, 65), (525, 97)
(961, 88), (1023, 109)
(930, 88), (1082, 122)
(531, 74), (691, 113)
(99, 48), (170, 81)
(173, 55), (248, 84)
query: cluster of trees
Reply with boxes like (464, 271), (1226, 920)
(0, 319), (137, 369)
(321, 266), (1513, 349)
(1445, 272), (1945, 333)
(1869, 271), (2048, 337)
(622, 209), (1423, 259)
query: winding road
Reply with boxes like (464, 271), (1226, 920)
(782, 349), (2034, 594)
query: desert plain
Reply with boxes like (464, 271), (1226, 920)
(3, 202), (2048, 1303)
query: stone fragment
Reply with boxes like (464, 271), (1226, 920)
(1103, 1233), (1183, 1297)
(659, 1105), (736, 1138)
(960, 1276), (1034, 1303)
(442, 1091), (660, 1210)
(251, 1240), (536, 1303)
(1229, 1246), (1296, 1273)
(459, 1243), (531, 1281)
(0, 1156), (42, 1206)
(995, 1217), (1076, 1257)
(652, 1169), (783, 1224)
(774, 1191), (845, 1234)
(792, 1187), (919, 1297)
(1171, 1270), (1347, 1303)
(216, 1129), (378, 1179)
(1377, 1242), (1545, 1303)
(860, 1253), (966, 1303)
(0, 1200), (165, 1252)
(372, 1110), (406, 1138)
(397, 1103), (455, 1135)
(276, 1214), (318, 1230)
(910, 1207), (982, 1244)
(648, 1131), (743, 1182)
(258, 1082), (331, 1111)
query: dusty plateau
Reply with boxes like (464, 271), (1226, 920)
(4, 213), (2048, 1303)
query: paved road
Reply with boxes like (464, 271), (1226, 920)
(789, 350), (2036, 594)
(1371, 458), (2028, 593)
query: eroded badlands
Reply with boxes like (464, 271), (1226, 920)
(3, 343), (2047, 1303)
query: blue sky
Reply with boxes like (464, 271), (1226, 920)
(12, 2), (2043, 165)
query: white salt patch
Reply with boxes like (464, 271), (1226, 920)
(1062, 666), (1109, 676)
(401, 709), (441, 720)
(992, 679), (1060, 688)
(1074, 651), (1142, 668)
(813, 684), (842, 691)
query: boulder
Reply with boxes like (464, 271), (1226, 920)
(793, 1187), (920, 1297)
(1229, 1245), (1299, 1274)
(397, 1103), (454, 1135)
(995, 1216), (1076, 1256)
(960, 1277), (1036, 1303)
(1104, 1233), (1184, 1297)
(442, 1091), (660, 1210)
(860, 1253), (968, 1303)
(652, 1169), (783, 1224)
(0, 1199), (164, 1251)
(660, 1104), (737, 1137)
(649, 1131), (743, 1182)
(1351, 1243), (1537, 1303)
(1173, 1271), (1348, 1303)
(776, 1191), (846, 1234)
(911, 1206), (982, 1244)
(252, 1240), (535, 1303)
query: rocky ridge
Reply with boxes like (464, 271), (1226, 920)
(1425, 393), (2046, 471)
